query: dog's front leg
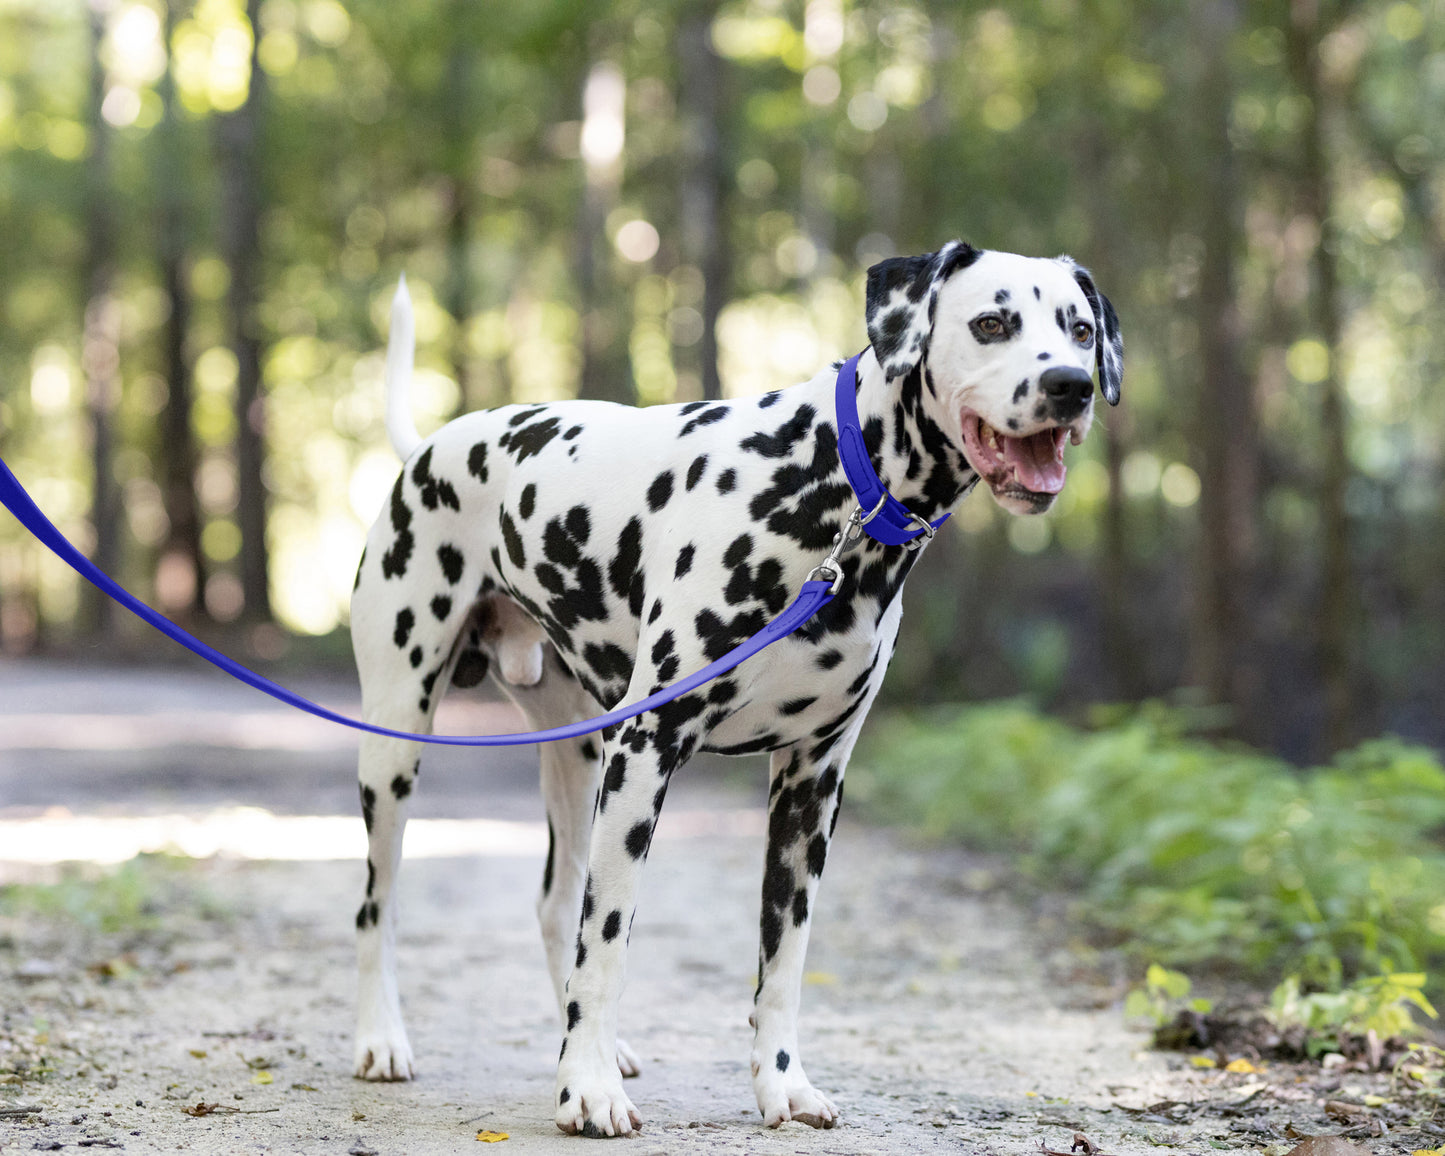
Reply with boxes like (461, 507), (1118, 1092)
(353, 732), (421, 1081)
(553, 714), (698, 1137)
(749, 734), (856, 1128)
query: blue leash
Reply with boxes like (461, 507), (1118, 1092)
(0, 354), (935, 746)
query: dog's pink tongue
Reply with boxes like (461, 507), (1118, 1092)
(1001, 431), (1066, 494)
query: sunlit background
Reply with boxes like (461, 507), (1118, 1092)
(0, 0), (1440, 758)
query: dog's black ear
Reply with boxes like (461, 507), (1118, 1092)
(1058, 258), (1123, 406)
(866, 240), (982, 380)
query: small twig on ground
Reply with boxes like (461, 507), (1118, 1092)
(0, 1105), (42, 1118)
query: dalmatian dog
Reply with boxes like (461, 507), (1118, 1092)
(349, 241), (1122, 1136)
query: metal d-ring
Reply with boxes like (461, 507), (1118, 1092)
(902, 511), (937, 552)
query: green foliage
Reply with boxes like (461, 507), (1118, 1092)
(0, 853), (217, 934)
(1124, 962), (1213, 1026)
(853, 702), (1445, 986)
(1271, 972), (1438, 1053)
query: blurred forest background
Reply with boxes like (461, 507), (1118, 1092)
(0, 0), (1439, 762)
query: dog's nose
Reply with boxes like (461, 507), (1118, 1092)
(1038, 366), (1094, 408)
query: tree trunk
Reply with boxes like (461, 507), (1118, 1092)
(156, 0), (205, 620)
(216, 0), (270, 622)
(1287, 0), (1357, 751)
(80, 0), (121, 639)
(442, 16), (474, 413)
(576, 56), (632, 404)
(1189, 0), (1262, 736)
(676, 4), (727, 402)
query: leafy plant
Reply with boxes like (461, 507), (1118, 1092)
(1125, 962), (1213, 1026)
(852, 701), (1445, 988)
(1270, 972), (1438, 1054)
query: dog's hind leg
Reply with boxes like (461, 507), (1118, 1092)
(748, 725), (863, 1129)
(494, 636), (642, 1080)
(352, 720), (425, 1081)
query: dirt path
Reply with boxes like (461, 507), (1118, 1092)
(1, 660), (1203, 1154)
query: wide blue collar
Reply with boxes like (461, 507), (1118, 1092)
(834, 353), (950, 548)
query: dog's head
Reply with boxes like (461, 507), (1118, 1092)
(866, 241), (1122, 515)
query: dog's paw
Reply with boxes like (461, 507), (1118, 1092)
(353, 1030), (415, 1081)
(751, 1051), (837, 1129)
(615, 1037), (642, 1079)
(555, 1067), (641, 1137)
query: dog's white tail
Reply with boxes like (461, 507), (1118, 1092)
(384, 275), (422, 460)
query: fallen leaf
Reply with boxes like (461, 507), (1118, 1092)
(1224, 1058), (1258, 1074)
(1411, 1148), (1445, 1156)
(188, 1049), (207, 1059)
(1361, 1095), (1387, 1108)
(183, 1102), (221, 1117)
(289, 1082), (318, 1092)
(1285, 1138), (1372, 1156)
(250, 1070), (273, 1085)
(476, 1131), (509, 1142)
(1190, 1055), (1217, 1069)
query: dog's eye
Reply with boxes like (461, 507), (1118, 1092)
(977, 316), (1004, 337)
(1072, 321), (1094, 344)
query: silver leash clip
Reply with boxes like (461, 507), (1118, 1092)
(805, 496), (888, 595)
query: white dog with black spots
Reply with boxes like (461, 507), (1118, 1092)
(348, 241), (1123, 1136)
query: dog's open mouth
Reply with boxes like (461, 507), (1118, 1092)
(960, 409), (1073, 497)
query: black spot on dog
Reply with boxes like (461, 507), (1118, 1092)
(437, 543), (464, 584)
(807, 833), (828, 876)
(625, 820), (653, 860)
(381, 476), (414, 579)
(565, 505), (591, 545)
(365, 857), (375, 896)
(519, 483), (536, 520)
(599, 518), (644, 619)
(564, 424), (583, 440)
(393, 608), (415, 648)
(686, 454), (708, 491)
(430, 594), (451, 621)
(502, 416), (563, 462)
(995, 289), (1011, 304)
(580, 738), (599, 761)
(675, 544), (695, 579)
(792, 888), (810, 926)
(776, 1049), (790, 1072)
(647, 471), (674, 512)
(1013, 380), (1029, 404)
(411, 447), (460, 511)
(680, 404), (728, 437)
(467, 441), (489, 482)
(716, 468), (737, 494)
(759, 391), (782, 409)
(500, 510), (525, 568)
(647, 599), (663, 625)
(542, 820), (555, 895)
(558, 1086), (571, 1104)
(567, 1001), (581, 1030)
(815, 649), (843, 671)
(601, 753), (627, 811)
(409, 645), (423, 668)
(740, 405), (815, 459)
(602, 910), (622, 942)
(780, 696), (816, 716)
(356, 900), (379, 929)
(391, 774), (411, 800)
(360, 785), (376, 832)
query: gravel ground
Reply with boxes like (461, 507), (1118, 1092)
(0, 658), (1374, 1156)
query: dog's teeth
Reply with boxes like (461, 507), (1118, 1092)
(1069, 429), (1082, 445)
